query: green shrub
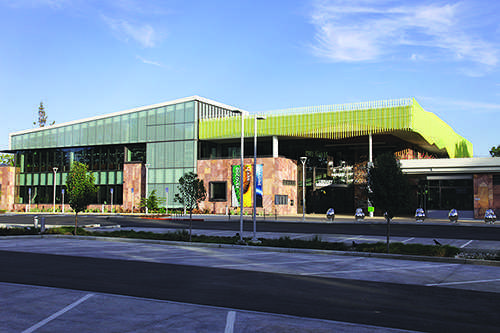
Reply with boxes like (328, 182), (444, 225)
(0, 228), (461, 258)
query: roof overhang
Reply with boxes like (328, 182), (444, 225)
(400, 157), (500, 175)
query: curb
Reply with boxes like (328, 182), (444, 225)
(4, 234), (499, 267)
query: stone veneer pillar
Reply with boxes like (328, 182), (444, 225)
(0, 166), (16, 211)
(123, 162), (144, 212)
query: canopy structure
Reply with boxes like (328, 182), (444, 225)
(199, 98), (472, 158)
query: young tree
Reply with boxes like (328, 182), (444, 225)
(368, 152), (410, 217)
(490, 145), (500, 157)
(66, 162), (97, 235)
(174, 172), (206, 241)
(33, 102), (55, 127)
(140, 189), (161, 213)
(0, 154), (14, 166)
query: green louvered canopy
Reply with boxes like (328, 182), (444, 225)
(199, 98), (472, 158)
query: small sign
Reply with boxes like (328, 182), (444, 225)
(368, 206), (375, 213)
(166, 187), (169, 193)
(62, 189), (65, 194)
(131, 188), (134, 193)
(28, 188), (31, 195)
(110, 188), (114, 194)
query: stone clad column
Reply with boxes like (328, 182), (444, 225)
(0, 166), (16, 211)
(123, 162), (144, 212)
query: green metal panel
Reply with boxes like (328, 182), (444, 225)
(410, 99), (472, 158)
(199, 98), (472, 158)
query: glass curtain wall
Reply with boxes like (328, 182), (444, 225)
(16, 146), (125, 204)
(144, 101), (197, 209)
(11, 100), (199, 208)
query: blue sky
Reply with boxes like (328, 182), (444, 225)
(1, 0), (499, 156)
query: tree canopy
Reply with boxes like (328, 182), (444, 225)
(33, 101), (55, 127)
(368, 153), (410, 217)
(140, 189), (161, 213)
(66, 162), (97, 234)
(0, 154), (14, 166)
(490, 145), (500, 157)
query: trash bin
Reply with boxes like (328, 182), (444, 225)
(484, 209), (496, 224)
(415, 208), (425, 223)
(33, 216), (38, 228)
(355, 208), (365, 222)
(326, 208), (335, 221)
(448, 209), (458, 223)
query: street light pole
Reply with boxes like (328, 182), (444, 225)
(300, 157), (307, 222)
(252, 115), (265, 242)
(239, 111), (244, 241)
(145, 163), (150, 214)
(231, 109), (245, 241)
(53, 167), (58, 213)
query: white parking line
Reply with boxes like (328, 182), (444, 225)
(217, 257), (353, 268)
(460, 240), (474, 248)
(426, 278), (500, 287)
(224, 311), (236, 333)
(402, 237), (415, 243)
(22, 293), (94, 333)
(301, 263), (457, 276)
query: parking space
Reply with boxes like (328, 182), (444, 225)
(0, 282), (418, 333)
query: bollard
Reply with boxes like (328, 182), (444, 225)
(448, 209), (458, 223)
(484, 209), (496, 224)
(415, 208), (426, 223)
(33, 216), (39, 228)
(384, 211), (392, 254)
(355, 208), (365, 222)
(326, 208), (335, 221)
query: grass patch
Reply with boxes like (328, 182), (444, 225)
(353, 242), (460, 257)
(1, 227), (461, 258)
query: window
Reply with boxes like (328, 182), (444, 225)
(209, 181), (227, 201)
(493, 175), (500, 186)
(275, 195), (288, 205)
(283, 180), (296, 186)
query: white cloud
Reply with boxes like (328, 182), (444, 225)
(1, 0), (72, 9)
(102, 15), (157, 48)
(419, 96), (500, 114)
(136, 55), (167, 68)
(310, 0), (498, 70)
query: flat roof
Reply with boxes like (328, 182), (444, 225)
(400, 157), (500, 174)
(10, 95), (245, 137)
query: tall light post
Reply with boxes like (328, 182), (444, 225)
(53, 167), (58, 213)
(110, 188), (114, 213)
(300, 157), (307, 222)
(232, 109), (244, 241)
(62, 188), (65, 214)
(252, 115), (266, 242)
(145, 163), (151, 214)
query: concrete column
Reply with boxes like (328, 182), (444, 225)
(272, 136), (278, 158)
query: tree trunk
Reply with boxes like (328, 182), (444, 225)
(74, 212), (78, 236)
(189, 209), (192, 242)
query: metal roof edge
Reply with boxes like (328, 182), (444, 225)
(9, 95), (245, 138)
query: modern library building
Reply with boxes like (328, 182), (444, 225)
(1, 95), (498, 219)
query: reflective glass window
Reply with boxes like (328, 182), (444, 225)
(175, 103), (185, 123)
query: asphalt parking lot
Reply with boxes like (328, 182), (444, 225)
(1, 236), (500, 332)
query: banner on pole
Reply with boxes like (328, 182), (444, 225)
(231, 164), (263, 207)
